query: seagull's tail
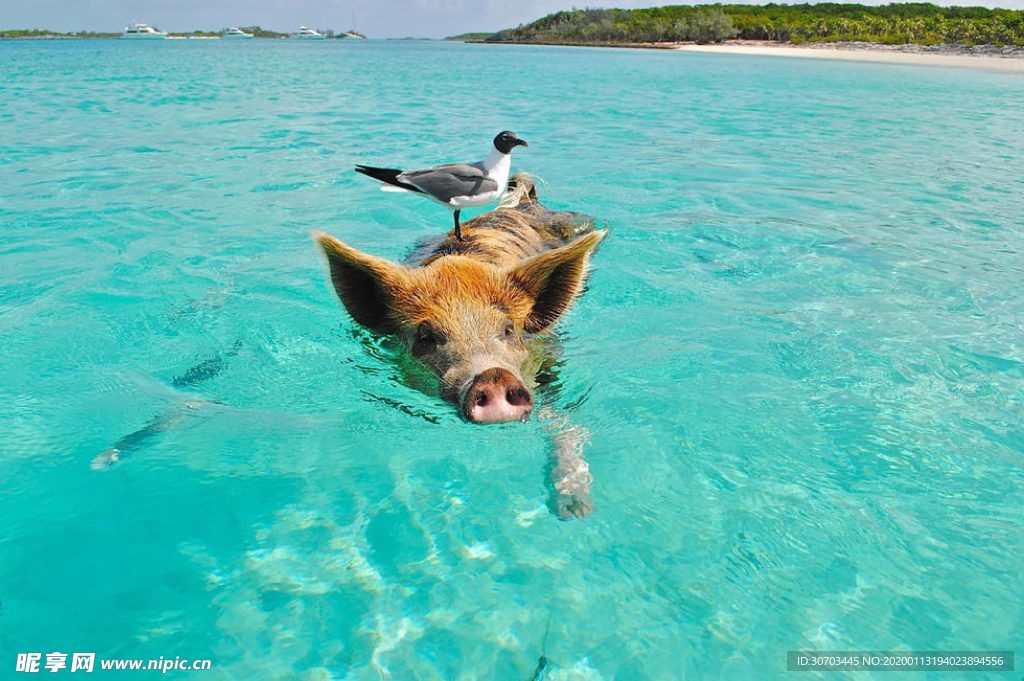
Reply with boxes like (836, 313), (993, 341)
(354, 165), (423, 194)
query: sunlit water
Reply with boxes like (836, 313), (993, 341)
(1, 39), (1022, 680)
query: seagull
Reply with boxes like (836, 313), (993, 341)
(355, 131), (528, 241)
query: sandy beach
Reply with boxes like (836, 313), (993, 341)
(677, 42), (1024, 73)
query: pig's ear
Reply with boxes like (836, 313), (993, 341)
(314, 232), (408, 334)
(508, 230), (606, 333)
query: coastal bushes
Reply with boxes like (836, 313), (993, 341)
(486, 7), (735, 43)
(681, 9), (739, 43)
(486, 3), (1024, 47)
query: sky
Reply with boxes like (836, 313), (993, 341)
(2, 0), (1023, 39)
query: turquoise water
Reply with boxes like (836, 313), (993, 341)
(2, 39), (1022, 679)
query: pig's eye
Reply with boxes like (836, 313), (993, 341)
(413, 324), (444, 355)
(503, 322), (515, 339)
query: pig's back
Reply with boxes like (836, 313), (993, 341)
(410, 200), (596, 269)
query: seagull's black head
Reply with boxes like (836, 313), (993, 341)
(493, 131), (528, 154)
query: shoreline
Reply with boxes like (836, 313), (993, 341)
(676, 41), (1024, 73)
(467, 38), (1024, 72)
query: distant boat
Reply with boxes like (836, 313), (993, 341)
(222, 28), (254, 39)
(291, 26), (326, 40)
(122, 22), (167, 39)
(342, 9), (365, 40)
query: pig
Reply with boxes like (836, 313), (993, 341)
(315, 174), (605, 518)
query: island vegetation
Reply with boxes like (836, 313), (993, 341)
(445, 32), (495, 41)
(0, 29), (120, 39)
(168, 30), (221, 38)
(470, 3), (1024, 47)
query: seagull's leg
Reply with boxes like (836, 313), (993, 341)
(453, 210), (464, 241)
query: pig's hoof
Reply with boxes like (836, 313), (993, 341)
(554, 492), (593, 520)
(90, 448), (121, 471)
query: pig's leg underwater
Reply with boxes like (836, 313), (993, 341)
(90, 400), (214, 470)
(90, 341), (241, 470)
(540, 407), (594, 520)
(531, 345), (594, 519)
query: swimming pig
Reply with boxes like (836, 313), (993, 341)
(316, 175), (603, 518)
(315, 175), (605, 425)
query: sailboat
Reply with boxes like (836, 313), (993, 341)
(342, 10), (366, 39)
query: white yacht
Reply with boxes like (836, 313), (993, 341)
(342, 31), (366, 39)
(122, 22), (167, 39)
(291, 26), (326, 40)
(222, 28), (253, 39)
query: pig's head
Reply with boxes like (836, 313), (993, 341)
(315, 230), (605, 423)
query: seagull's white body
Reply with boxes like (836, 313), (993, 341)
(380, 147), (511, 211)
(447, 147), (510, 208)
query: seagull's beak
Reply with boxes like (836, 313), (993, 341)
(515, 138), (529, 148)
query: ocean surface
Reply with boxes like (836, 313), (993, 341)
(1, 39), (1022, 680)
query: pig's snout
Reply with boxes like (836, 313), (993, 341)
(462, 368), (533, 424)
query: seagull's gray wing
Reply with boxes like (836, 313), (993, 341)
(398, 162), (499, 204)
